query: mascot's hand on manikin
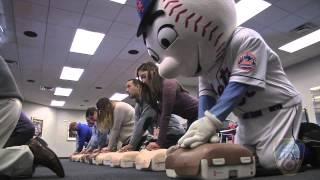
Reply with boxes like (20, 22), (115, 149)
(178, 111), (223, 148)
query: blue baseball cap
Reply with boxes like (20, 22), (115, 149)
(136, 0), (157, 37)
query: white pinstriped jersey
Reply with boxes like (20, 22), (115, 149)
(199, 27), (300, 115)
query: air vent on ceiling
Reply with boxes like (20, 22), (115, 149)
(291, 22), (318, 35)
(40, 85), (55, 92)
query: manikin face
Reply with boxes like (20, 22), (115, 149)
(126, 81), (140, 99)
(138, 0), (237, 78)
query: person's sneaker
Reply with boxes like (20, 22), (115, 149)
(28, 138), (65, 177)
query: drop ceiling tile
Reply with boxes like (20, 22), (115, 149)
(253, 6), (289, 27)
(117, 39), (146, 61)
(80, 61), (110, 85)
(241, 19), (267, 32)
(50, 0), (88, 13)
(24, 0), (49, 7)
(46, 23), (75, 41)
(0, 42), (19, 61)
(311, 15), (320, 26)
(14, 0), (48, 23)
(85, 0), (122, 21)
(115, 6), (139, 26)
(271, 15), (305, 32)
(259, 27), (279, 39)
(94, 60), (129, 87)
(79, 15), (112, 33)
(66, 53), (91, 68)
(18, 46), (43, 68)
(21, 65), (43, 82)
(44, 37), (70, 60)
(93, 36), (131, 63)
(107, 22), (136, 39)
(15, 18), (46, 48)
(275, 0), (314, 13)
(295, 0), (320, 20)
(48, 8), (82, 28)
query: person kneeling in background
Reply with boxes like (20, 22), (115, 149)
(121, 79), (187, 152)
(0, 55), (64, 178)
(96, 97), (135, 152)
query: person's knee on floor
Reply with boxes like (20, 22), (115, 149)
(4, 112), (35, 147)
(257, 141), (304, 175)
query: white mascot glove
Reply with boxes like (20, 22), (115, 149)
(178, 111), (223, 148)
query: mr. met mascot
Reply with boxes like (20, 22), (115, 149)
(135, 0), (305, 172)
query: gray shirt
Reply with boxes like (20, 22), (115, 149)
(129, 101), (157, 149)
(129, 101), (187, 149)
(0, 55), (23, 100)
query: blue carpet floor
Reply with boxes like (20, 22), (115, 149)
(14, 159), (320, 180)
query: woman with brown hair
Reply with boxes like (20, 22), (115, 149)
(136, 62), (198, 150)
(96, 97), (135, 152)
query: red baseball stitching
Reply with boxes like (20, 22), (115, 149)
(175, 9), (187, 23)
(165, 0), (179, 9)
(214, 33), (224, 47)
(216, 40), (226, 58)
(194, 16), (203, 32)
(169, 4), (183, 16)
(163, 0), (225, 50)
(209, 26), (218, 41)
(216, 48), (226, 59)
(185, 13), (195, 28)
(216, 42), (225, 53)
(202, 21), (212, 37)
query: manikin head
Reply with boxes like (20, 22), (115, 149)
(136, 0), (237, 78)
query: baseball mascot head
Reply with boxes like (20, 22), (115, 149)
(136, 0), (237, 78)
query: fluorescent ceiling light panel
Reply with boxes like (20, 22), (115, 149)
(236, 0), (271, 26)
(109, 93), (128, 101)
(110, 0), (127, 4)
(60, 66), (84, 81)
(54, 87), (73, 97)
(50, 100), (65, 107)
(279, 29), (320, 53)
(313, 96), (320, 102)
(310, 86), (320, 91)
(70, 29), (105, 55)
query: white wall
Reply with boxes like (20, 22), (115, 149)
(285, 56), (320, 123)
(22, 101), (86, 157)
